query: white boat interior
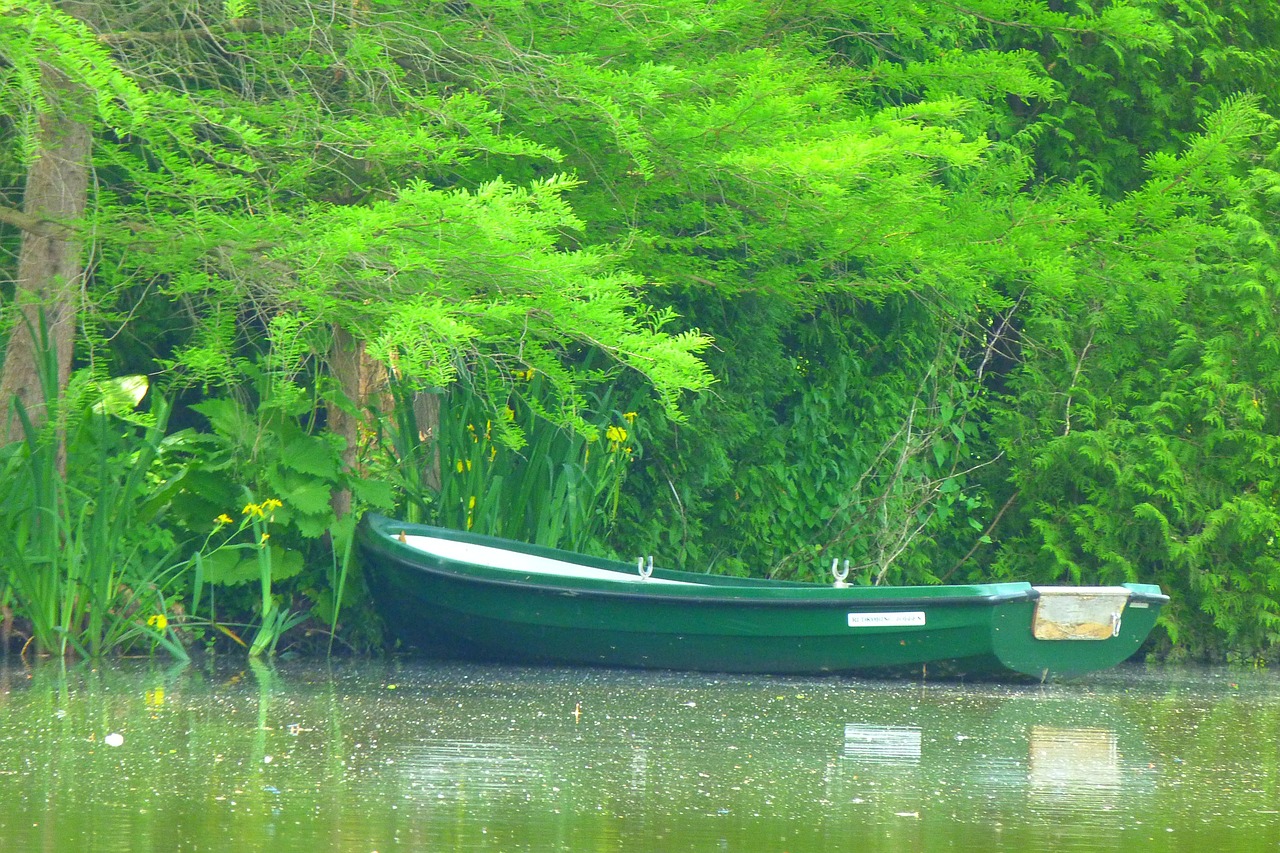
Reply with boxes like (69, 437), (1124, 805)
(402, 535), (697, 585)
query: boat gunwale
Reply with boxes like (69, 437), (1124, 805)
(360, 517), (1040, 609)
(361, 516), (1171, 610)
(373, 548), (1041, 608)
(1122, 587), (1170, 605)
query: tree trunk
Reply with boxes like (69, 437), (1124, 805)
(0, 68), (91, 442)
(328, 325), (443, 519)
(414, 389), (442, 492)
(327, 324), (398, 518)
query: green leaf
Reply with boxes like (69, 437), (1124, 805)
(291, 511), (333, 539)
(191, 399), (252, 443)
(198, 547), (259, 587)
(269, 546), (304, 583)
(352, 478), (396, 509)
(282, 479), (333, 516)
(281, 434), (340, 480)
(91, 375), (148, 416)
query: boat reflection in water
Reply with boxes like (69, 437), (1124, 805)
(842, 724), (923, 765)
(1026, 726), (1132, 846)
(374, 664), (1170, 852)
(828, 714), (1151, 847)
(1028, 726), (1121, 799)
(400, 738), (558, 802)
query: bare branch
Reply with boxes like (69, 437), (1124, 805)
(1063, 327), (1095, 436)
(0, 204), (77, 240)
(96, 18), (291, 46)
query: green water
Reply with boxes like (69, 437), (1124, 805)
(0, 660), (1276, 851)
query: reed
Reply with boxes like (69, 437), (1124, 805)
(0, 320), (186, 659)
(385, 377), (638, 553)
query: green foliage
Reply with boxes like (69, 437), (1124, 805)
(4, 0), (1280, 661)
(383, 375), (640, 554)
(1004, 0), (1280, 194)
(194, 497), (308, 657)
(164, 375), (393, 652)
(991, 98), (1280, 657)
(0, 328), (186, 659)
(614, 293), (990, 584)
(0, 0), (148, 163)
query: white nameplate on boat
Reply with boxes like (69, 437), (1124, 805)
(847, 612), (926, 628)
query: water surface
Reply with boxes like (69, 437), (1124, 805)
(0, 660), (1276, 851)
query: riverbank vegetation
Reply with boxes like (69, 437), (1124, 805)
(2, 0), (1279, 662)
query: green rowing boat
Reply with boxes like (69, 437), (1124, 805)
(359, 514), (1168, 679)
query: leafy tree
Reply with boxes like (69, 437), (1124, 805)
(0, 0), (713, 654)
(3, 0), (1280, 660)
(991, 98), (1280, 657)
(0, 0), (712, 475)
(1006, 0), (1280, 194)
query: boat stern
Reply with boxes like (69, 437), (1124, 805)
(991, 583), (1168, 679)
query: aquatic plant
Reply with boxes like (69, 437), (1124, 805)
(164, 370), (395, 655)
(0, 324), (187, 659)
(383, 374), (640, 554)
(186, 497), (307, 657)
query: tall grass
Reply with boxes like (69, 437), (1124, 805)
(0, 322), (187, 659)
(385, 377), (638, 553)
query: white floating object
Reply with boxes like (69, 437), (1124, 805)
(104, 732), (124, 747)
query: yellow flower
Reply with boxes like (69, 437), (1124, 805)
(215, 513), (234, 526)
(468, 495), (477, 509)
(262, 498), (283, 512)
(623, 411), (637, 424)
(456, 459), (465, 473)
(606, 425), (628, 445)
(260, 533), (270, 545)
(242, 502), (264, 518)
(147, 614), (168, 631)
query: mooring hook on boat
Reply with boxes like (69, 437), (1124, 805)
(637, 555), (653, 580)
(832, 558), (850, 588)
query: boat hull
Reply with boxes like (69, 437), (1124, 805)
(360, 515), (1167, 679)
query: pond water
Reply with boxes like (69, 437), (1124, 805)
(0, 659), (1277, 851)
